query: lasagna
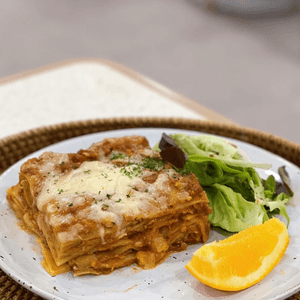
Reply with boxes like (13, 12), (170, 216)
(7, 135), (212, 276)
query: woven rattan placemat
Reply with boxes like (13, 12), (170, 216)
(1, 117), (300, 300)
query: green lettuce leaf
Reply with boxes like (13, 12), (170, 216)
(165, 133), (292, 232)
(171, 133), (271, 169)
(206, 184), (268, 232)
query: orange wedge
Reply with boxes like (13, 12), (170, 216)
(186, 218), (289, 291)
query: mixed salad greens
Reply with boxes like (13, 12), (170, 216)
(156, 133), (293, 233)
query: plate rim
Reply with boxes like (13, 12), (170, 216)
(1, 127), (300, 300)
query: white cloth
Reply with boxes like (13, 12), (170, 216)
(0, 61), (205, 140)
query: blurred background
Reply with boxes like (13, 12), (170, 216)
(1, 0), (300, 143)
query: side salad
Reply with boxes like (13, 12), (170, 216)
(156, 133), (293, 233)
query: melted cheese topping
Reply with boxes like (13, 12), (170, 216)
(38, 153), (69, 175)
(38, 161), (148, 209)
(38, 161), (171, 242)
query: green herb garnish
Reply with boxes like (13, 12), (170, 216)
(141, 156), (164, 171)
(57, 188), (64, 194)
(110, 153), (126, 160)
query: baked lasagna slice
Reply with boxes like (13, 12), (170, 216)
(7, 135), (212, 276)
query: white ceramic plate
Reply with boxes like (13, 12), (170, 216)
(1, 128), (300, 300)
